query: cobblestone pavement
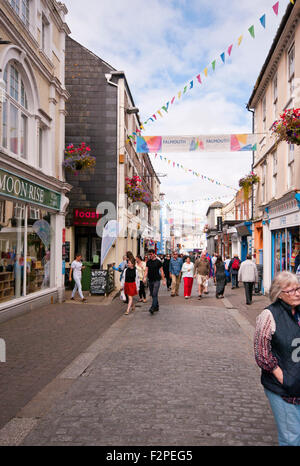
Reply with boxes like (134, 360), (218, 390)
(0, 295), (124, 430)
(18, 282), (277, 446)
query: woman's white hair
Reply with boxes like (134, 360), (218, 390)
(269, 271), (299, 302)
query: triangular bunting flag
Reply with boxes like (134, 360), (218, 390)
(290, 0), (294, 4)
(260, 14), (266, 28)
(220, 52), (225, 64)
(212, 60), (216, 71)
(238, 35), (243, 46)
(171, 96), (176, 104)
(272, 2), (279, 15)
(204, 68), (208, 77)
(228, 44), (233, 56)
(248, 25), (255, 38)
(196, 74), (202, 84)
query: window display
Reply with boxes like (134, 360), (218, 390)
(273, 226), (300, 277)
(0, 199), (52, 304)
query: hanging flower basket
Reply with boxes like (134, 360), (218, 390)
(239, 172), (260, 200)
(271, 108), (300, 146)
(125, 176), (152, 207)
(63, 142), (96, 175)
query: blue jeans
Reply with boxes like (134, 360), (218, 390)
(231, 273), (238, 288)
(148, 280), (160, 309)
(264, 388), (300, 446)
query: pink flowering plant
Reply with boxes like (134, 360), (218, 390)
(63, 142), (96, 175)
(125, 176), (152, 207)
(271, 108), (300, 146)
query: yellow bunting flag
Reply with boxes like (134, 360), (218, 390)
(238, 35), (243, 46)
(204, 68), (208, 77)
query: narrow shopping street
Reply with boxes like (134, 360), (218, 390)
(0, 283), (277, 446)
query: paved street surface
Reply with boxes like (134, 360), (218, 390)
(0, 280), (278, 446)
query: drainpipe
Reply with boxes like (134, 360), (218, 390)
(246, 104), (255, 221)
(105, 73), (120, 269)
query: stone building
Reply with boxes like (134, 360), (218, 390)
(0, 0), (71, 322)
(64, 38), (160, 287)
(248, 0), (300, 292)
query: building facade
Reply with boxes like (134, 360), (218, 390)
(0, 0), (71, 321)
(64, 38), (160, 287)
(248, 1), (300, 292)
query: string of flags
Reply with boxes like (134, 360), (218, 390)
(150, 153), (238, 192)
(126, 1), (293, 142)
(166, 196), (233, 205)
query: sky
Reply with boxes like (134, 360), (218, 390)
(63, 0), (291, 221)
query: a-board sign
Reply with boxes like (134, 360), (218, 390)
(90, 270), (107, 295)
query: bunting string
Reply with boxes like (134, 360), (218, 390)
(126, 1), (288, 141)
(150, 153), (238, 192)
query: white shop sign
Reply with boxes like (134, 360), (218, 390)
(270, 211), (300, 230)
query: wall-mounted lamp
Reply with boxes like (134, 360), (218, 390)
(126, 107), (139, 115)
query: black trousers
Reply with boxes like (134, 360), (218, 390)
(139, 280), (146, 299)
(244, 282), (254, 304)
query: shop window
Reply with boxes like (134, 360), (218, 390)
(0, 201), (53, 304)
(2, 63), (29, 159)
(273, 227), (300, 278)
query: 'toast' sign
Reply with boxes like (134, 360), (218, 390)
(74, 209), (102, 226)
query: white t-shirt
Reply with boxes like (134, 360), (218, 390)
(71, 260), (83, 278)
(181, 262), (194, 278)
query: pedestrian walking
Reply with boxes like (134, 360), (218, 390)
(254, 271), (300, 446)
(163, 254), (172, 290)
(143, 250), (166, 314)
(136, 255), (147, 303)
(169, 251), (183, 297)
(229, 254), (241, 289)
(194, 252), (210, 299)
(69, 253), (87, 302)
(214, 256), (227, 299)
(181, 257), (194, 299)
(238, 254), (258, 305)
(224, 255), (231, 283)
(121, 258), (140, 315)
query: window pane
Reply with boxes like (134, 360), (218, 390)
(21, 81), (28, 109)
(20, 114), (27, 158)
(10, 0), (20, 15)
(10, 65), (19, 101)
(289, 46), (295, 78)
(2, 100), (8, 148)
(10, 103), (18, 154)
(21, 0), (29, 27)
(27, 209), (52, 294)
(0, 199), (25, 302)
(38, 128), (43, 168)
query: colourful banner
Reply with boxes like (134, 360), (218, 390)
(137, 134), (257, 153)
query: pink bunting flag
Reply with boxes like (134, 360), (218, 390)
(228, 44), (233, 56)
(171, 96), (176, 104)
(272, 1), (279, 15)
(196, 74), (202, 84)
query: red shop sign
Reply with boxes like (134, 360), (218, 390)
(74, 209), (101, 226)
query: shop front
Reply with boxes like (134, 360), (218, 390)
(269, 194), (300, 278)
(0, 167), (68, 321)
